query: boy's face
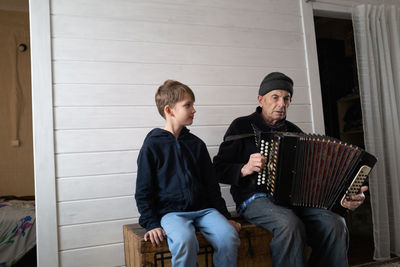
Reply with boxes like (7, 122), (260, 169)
(169, 93), (196, 126)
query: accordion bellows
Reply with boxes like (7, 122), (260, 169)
(256, 132), (377, 213)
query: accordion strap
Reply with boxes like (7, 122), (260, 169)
(224, 133), (255, 142)
(224, 123), (262, 143)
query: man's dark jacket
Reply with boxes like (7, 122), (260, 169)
(135, 127), (230, 231)
(213, 107), (302, 209)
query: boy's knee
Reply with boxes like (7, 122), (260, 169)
(172, 231), (199, 251)
(168, 231), (199, 266)
(214, 227), (240, 250)
(224, 228), (240, 247)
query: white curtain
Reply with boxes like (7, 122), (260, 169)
(352, 3), (400, 261)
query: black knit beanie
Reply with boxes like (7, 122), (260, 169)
(259, 72), (294, 97)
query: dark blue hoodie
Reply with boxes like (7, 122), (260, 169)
(135, 127), (230, 231)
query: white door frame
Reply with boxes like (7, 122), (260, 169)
(300, 0), (326, 134)
(30, 0), (59, 266)
(312, 0), (354, 19)
(299, 0), (354, 134)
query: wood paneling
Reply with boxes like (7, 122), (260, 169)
(56, 151), (138, 177)
(51, 15), (303, 49)
(54, 84), (310, 106)
(56, 173), (233, 206)
(59, 243), (125, 267)
(51, 0), (301, 15)
(52, 61), (307, 86)
(56, 147), (224, 178)
(59, 219), (137, 250)
(50, 0), (314, 265)
(57, 173), (136, 201)
(52, 38), (306, 68)
(54, 105), (309, 130)
(51, 0), (301, 25)
(58, 196), (137, 225)
(54, 126), (229, 153)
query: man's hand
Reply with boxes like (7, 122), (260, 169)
(144, 227), (166, 247)
(228, 220), (242, 233)
(241, 153), (266, 177)
(342, 185), (368, 211)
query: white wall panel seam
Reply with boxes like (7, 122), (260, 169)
(58, 218), (139, 229)
(58, 241), (124, 252)
(52, 37), (304, 50)
(57, 194), (136, 203)
(51, 59), (306, 68)
(51, 0), (300, 16)
(48, 14), (302, 33)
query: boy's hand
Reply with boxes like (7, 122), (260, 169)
(144, 227), (166, 247)
(228, 220), (241, 233)
(342, 185), (368, 211)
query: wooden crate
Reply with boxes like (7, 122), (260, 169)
(123, 220), (276, 267)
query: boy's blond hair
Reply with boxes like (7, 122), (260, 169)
(155, 80), (195, 118)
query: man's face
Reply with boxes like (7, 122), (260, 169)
(257, 89), (291, 125)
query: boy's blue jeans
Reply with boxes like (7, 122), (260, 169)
(160, 208), (240, 267)
(242, 197), (349, 267)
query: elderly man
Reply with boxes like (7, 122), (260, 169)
(213, 72), (367, 267)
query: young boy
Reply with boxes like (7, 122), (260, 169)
(135, 80), (241, 267)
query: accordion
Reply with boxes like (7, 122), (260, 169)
(255, 132), (377, 213)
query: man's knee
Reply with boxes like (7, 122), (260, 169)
(271, 213), (306, 239)
(306, 211), (349, 250)
(319, 212), (348, 238)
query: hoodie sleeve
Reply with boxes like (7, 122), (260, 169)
(135, 144), (161, 231)
(199, 141), (231, 219)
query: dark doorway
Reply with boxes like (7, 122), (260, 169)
(314, 16), (374, 266)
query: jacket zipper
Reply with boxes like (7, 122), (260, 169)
(176, 140), (192, 206)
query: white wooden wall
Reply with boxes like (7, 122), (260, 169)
(50, 0), (314, 266)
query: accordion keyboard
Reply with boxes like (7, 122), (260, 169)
(257, 139), (280, 196)
(340, 165), (372, 207)
(257, 139), (268, 186)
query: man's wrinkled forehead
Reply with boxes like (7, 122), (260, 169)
(265, 89), (291, 98)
